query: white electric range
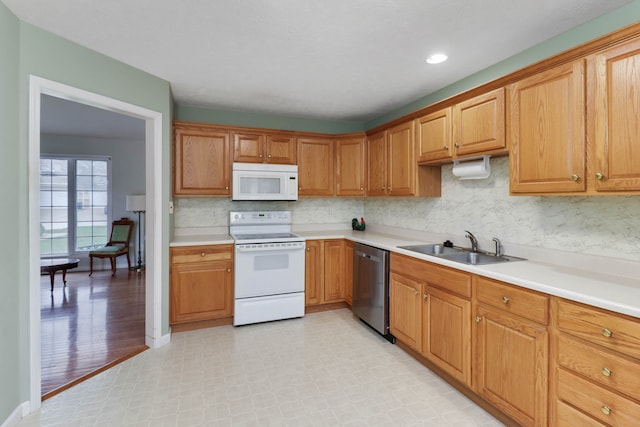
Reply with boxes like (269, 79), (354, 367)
(229, 211), (306, 326)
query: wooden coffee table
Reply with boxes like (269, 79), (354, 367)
(41, 258), (80, 292)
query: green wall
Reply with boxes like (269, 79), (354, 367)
(2, 17), (173, 421)
(0, 2), (22, 422)
(174, 103), (364, 134)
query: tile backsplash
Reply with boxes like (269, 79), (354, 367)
(174, 157), (640, 262)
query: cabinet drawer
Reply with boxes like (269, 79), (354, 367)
(170, 245), (233, 264)
(390, 254), (471, 298)
(556, 298), (640, 359)
(557, 369), (640, 426)
(475, 276), (548, 324)
(558, 334), (640, 398)
(555, 399), (606, 427)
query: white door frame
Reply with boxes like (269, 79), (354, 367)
(28, 76), (166, 411)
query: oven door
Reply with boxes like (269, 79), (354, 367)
(234, 241), (306, 298)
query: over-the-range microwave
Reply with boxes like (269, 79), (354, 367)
(232, 162), (298, 201)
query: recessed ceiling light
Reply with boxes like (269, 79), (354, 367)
(426, 53), (448, 64)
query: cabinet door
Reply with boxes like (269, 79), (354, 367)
(416, 108), (452, 163)
(387, 121), (416, 196)
(508, 60), (586, 194)
(323, 240), (345, 303)
(232, 132), (265, 163)
(344, 240), (353, 305)
(297, 137), (335, 196)
(170, 260), (233, 324)
(336, 136), (366, 196)
(266, 134), (297, 164)
(591, 38), (640, 191)
(366, 131), (387, 196)
(389, 272), (422, 350)
(304, 240), (323, 306)
(475, 305), (549, 427)
(423, 286), (471, 386)
(174, 127), (231, 195)
(453, 88), (506, 157)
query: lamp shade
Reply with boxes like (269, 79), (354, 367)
(126, 195), (146, 212)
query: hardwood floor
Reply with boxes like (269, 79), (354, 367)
(40, 267), (147, 399)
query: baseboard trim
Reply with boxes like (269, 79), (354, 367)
(145, 331), (171, 349)
(1, 401), (30, 427)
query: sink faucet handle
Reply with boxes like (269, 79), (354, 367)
(492, 237), (502, 257)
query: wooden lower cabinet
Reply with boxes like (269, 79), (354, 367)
(170, 244), (234, 324)
(474, 277), (549, 427)
(344, 241), (353, 305)
(305, 239), (348, 307)
(389, 272), (423, 350)
(390, 254), (472, 385)
(423, 286), (471, 386)
(551, 298), (640, 426)
(474, 304), (549, 427)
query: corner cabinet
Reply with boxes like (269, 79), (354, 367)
(170, 244), (234, 324)
(174, 122), (231, 196)
(304, 239), (348, 307)
(508, 60), (586, 194)
(367, 123), (441, 197)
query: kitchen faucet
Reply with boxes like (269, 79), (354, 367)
(464, 230), (478, 252)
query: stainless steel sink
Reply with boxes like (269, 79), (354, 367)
(439, 251), (513, 265)
(398, 244), (524, 265)
(397, 244), (460, 256)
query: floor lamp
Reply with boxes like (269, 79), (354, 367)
(126, 194), (146, 271)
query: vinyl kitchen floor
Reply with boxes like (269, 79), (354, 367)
(19, 309), (504, 427)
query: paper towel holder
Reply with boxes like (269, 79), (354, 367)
(452, 155), (491, 180)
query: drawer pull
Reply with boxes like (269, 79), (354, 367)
(414, 290), (419, 296)
(501, 296), (510, 304)
(201, 252), (206, 257)
(601, 406), (611, 416)
(227, 268), (231, 273)
(601, 367), (612, 377)
(423, 294), (428, 300)
(475, 316), (482, 323)
(601, 328), (612, 338)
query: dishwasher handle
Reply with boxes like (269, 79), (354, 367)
(354, 249), (383, 262)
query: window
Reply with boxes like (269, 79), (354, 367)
(40, 156), (111, 256)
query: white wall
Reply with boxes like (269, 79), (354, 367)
(174, 156), (640, 262)
(41, 133), (146, 269)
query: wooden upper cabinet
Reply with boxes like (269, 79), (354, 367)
(174, 124), (231, 196)
(387, 121), (416, 196)
(232, 132), (296, 164)
(453, 88), (506, 157)
(266, 134), (297, 164)
(336, 135), (366, 197)
(232, 132), (264, 163)
(297, 136), (335, 196)
(416, 108), (453, 163)
(508, 60), (586, 194)
(590, 37), (640, 192)
(366, 131), (387, 196)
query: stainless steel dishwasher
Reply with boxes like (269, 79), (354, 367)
(352, 242), (395, 343)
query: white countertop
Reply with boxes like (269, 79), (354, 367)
(171, 225), (640, 319)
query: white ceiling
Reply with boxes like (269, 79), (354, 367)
(5, 0), (633, 125)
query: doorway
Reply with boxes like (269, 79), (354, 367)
(28, 76), (165, 412)
(39, 94), (147, 397)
